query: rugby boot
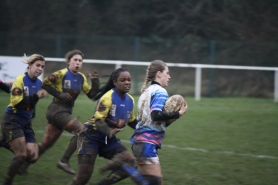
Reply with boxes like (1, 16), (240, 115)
(57, 161), (76, 175)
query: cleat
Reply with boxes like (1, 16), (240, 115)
(99, 154), (125, 174)
(57, 161), (76, 175)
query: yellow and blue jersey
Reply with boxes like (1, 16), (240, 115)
(43, 68), (92, 106)
(87, 88), (136, 129)
(5, 72), (42, 118)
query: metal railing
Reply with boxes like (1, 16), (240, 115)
(45, 57), (278, 102)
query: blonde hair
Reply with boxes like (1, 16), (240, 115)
(22, 54), (45, 70)
(140, 60), (167, 93)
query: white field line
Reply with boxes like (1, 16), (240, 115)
(36, 130), (278, 160)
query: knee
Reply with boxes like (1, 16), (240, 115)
(122, 155), (137, 168)
(16, 153), (28, 162)
(27, 155), (38, 163)
(68, 119), (83, 135)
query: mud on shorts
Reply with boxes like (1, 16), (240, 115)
(46, 102), (76, 130)
(1, 113), (36, 143)
(77, 126), (127, 161)
(132, 142), (160, 165)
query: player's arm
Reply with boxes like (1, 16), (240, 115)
(81, 71), (100, 99)
(127, 119), (137, 129)
(42, 73), (72, 102)
(93, 95), (116, 137)
(11, 78), (39, 109)
(127, 100), (137, 129)
(150, 92), (180, 122)
(0, 80), (11, 93)
(151, 110), (180, 121)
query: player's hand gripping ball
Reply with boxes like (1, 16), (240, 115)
(163, 94), (186, 124)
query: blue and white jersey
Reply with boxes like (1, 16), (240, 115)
(130, 83), (168, 147)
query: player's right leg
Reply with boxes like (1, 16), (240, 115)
(132, 142), (163, 185)
(1, 113), (31, 184)
(3, 137), (27, 185)
(57, 135), (78, 175)
(98, 141), (150, 185)
(57, 116), (83, 175)
(39, 124), (63, 155)
(67, 128), (98, 185)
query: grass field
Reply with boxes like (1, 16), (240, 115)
(0, 92), (278, 185)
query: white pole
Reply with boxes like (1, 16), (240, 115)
(116, 63), (121, 69)
(275, 70), (278, 103)
(195, 67), (202, 101)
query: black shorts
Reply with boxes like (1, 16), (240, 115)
(46, 102), (75, 129)
(1, 113), (36, 143)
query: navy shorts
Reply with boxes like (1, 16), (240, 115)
(77, 126), (127, 160)
(1, 113), (36, 143)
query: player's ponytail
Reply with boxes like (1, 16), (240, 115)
(140, 60), (167, 93)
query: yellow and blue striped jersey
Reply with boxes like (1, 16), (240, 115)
(43, 68), (92, 106)
(87, 88), (136, 128)
(5, 72), (42, 118)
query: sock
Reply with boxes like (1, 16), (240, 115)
(4, 158), (24, 184)
(121, 163), (149, 185)
(61, 136), (77, 163)
(96, 169), (129, 185)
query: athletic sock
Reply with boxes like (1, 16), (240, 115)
(121, 163), (149, 185)
(96, 169), (129, 185)
(61, 136), (77, 163)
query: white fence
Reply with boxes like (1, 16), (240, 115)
(46, 57), (278, 102)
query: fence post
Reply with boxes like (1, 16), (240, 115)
(133, 37), (140, 95)
(115, 63), (121, 69)
(195, 67), (202, 101)
(56, 34), (62, 70)
(275, 70), (278, 102)
(209, 40), (215, 97)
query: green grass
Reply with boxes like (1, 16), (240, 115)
(0, 92), (278, 185)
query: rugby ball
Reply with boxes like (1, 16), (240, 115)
(163, 94), (185, 123)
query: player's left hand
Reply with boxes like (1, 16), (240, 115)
(37, 89), (48, 98)
(88, 70), (99, 79)
(109, 128), (123, 138)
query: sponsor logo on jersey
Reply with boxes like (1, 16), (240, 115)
(110, 104), (116, 116)
(64, 80), (71, 89)
(48, 75), (56, 82)
(97, 102), (106, 112)
(127, 111), (131, 119)
(24, 86), (29, 96)
(12, 87), (22, 96)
